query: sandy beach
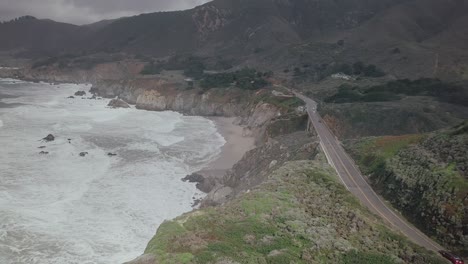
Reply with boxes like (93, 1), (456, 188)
(197, 117), (256, 180)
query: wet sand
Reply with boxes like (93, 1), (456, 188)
(197, 117), (256, 180)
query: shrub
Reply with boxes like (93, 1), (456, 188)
(341, 251), (397, 264)
(325, 79), (468, 105)
(140, 61), (161, 75)
(200, 68), (269, 90)
(183, 58), (205, 80)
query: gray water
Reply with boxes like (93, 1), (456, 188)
(0, 79), (225, 264)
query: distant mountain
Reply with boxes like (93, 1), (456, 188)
(0, 16), (88, 57)
(1, 0), (468, 79)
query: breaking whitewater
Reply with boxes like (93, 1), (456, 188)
(0, 79), (225, 264)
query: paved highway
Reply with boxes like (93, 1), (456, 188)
(294, 91), (443, 252)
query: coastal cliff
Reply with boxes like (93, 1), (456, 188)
(88, 76), (446, 264)
(90, 78), (306, 144)
(345, 122), (468, 256)
(0, 71), (449, 263)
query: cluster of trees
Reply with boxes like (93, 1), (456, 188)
(200, 68), (271, 90)
(291, 61), (385, 81)
(0, 16), (37, 24)
(325, 78), (468, 106)
(140, 56), (206, 77)
(32, 53), (124, 70)
(140, 55), (234, 76)
(140, 61), (162, 75)
(325, 84), (401, 103)
(139, 54), (270, 90)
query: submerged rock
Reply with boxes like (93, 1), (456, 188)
(39, 151), (49, 155)
(67, 96), (75, 99)
(107, 99), (130, 109)
(42, 134), (55, 142)
(79, 152), (89, 157)
(74, 91), (86, 96)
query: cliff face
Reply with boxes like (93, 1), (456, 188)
(90, 78), (308, 144)
(93, 78), (252, 117)
(346, 122), (468, 256)
(203, 132), (318, 206)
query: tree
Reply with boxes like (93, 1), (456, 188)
(183, 59), (205, 80)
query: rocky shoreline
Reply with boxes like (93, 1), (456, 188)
(85, 77), (309, 209)
(1, 71), (316, 261)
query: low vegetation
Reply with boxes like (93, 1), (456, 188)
(139, 55), (234, 76)
(200, 68), (270, 90)
(292, 61), (385, 81)
(32, 53), (124, 70)
(143, 161), (444, 263)
(325, 78), (468, 106)
(346, 122), (468, 256)
(253, 90), (304, 111)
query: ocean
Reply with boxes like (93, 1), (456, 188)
(0, 79), (225, 263)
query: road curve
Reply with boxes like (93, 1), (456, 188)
(294, 91), (443, 252)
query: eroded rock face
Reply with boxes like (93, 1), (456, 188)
(192, 5), (227, 37)
(74, 91), (86, 96)
(202, 132), (319, 206)
(182, 173), (216, 193)
(91, 79), (266, 118)
(107, 98), (130, 109)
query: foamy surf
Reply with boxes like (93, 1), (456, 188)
(0, 79), (225, 264)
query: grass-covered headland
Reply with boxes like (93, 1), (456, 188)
(141, 161), (445, 264)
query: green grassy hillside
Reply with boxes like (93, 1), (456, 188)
(141, 161), (445, 264)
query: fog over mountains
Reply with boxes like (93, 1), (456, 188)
(0, 0), (210, 25)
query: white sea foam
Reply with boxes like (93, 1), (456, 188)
(0, 79), (225, 264)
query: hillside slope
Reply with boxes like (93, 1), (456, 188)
(127, 161), (445, 264)
(346, 121), (468, 256)
(2, 0), (468, 79)
(0, 16), (88, 57)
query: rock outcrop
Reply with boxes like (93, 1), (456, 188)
(90, 78), (305, 143)
(91, 78), (251, 117)
(74, 91), (86, 96)
(42, 134), (55, 142)
(182, 173), (216, 193)
(202, 132), (319, 206)
(107, 98), (130, 109)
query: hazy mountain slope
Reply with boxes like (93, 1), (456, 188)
(0, 16), (88, 57)
(338, 0), (468, 78)
(1, 0), (468, 79)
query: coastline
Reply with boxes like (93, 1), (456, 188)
(187, 117), (255, 194)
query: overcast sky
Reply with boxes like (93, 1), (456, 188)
(0, 0), (211, 25)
